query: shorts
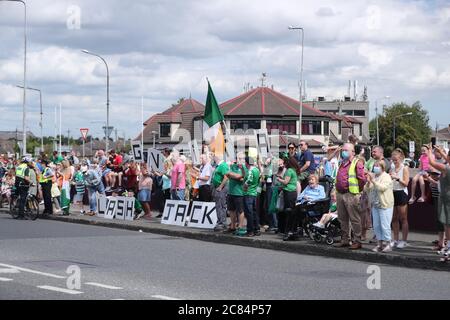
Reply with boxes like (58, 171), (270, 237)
(393, 190), (408, 206)
(73, 193), (84, 202)
(227, 195), (244, 213)
(138, 189), (151, 202)
(102, 169), (112, 177)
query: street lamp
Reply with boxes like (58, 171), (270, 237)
(375, 96), (390, 146)
(288, 26), (304, 140)
(17, 85), (43, 152)
(393, 112), (413, 149)
(82, 49), (111, 153)
(1, 0), (27, 155)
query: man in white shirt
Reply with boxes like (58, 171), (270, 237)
(197, 154), (213, 202)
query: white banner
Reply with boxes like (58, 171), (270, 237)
(256, 129), (270, 160)
(187, 201), (217, 229)
(131, 141), (143, 162)
(161, 200), (190, 227)
(148, 148), (166, 172)
(97, 195), (135, 220)
(161, 200), (217, 229)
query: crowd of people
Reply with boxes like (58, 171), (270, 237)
(1, 135), (450, 261)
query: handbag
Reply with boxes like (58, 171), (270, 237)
(276, 190), (284, 211)
(51, 182), (61, 198)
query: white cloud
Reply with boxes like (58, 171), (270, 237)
(0, 0), (449, 136)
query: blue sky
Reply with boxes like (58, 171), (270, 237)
(1, 0), (450, 139)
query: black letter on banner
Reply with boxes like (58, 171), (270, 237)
(125, 199), (134, 215)
(202, 205), (216, 225)
(163, 203), (175, 221)
(116, 199), (125, 218)
(106, 200), (116, 217)
(190, 204), (203, 224)
(175, 204), (187, 223)
(97, 197), (105, 215)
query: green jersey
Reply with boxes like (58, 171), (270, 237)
(244, 166), (260, 197)
(283, 168), (298, 192)
(228, 163), (247, 196)
(212, 161), (229, 188)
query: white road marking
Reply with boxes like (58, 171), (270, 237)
(111, 299), (125, 300)
(85, 282), (123, 290)
(0, 268), (20, 274)
(0, 277), (13, 282)
(151, 295), (180, 300)
(37, 286), (83, 295)
(0, 263), (66, 279)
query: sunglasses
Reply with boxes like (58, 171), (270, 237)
(289, 147), (295, 150)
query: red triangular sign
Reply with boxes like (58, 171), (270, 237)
(80, 128), (89, 140)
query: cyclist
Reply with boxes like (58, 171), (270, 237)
(14, 157), (32, 219)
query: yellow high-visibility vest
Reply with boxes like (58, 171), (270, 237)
(39, 168), (51, 183)
(348, 159), (361, 194)
(15, 163), (28, 179)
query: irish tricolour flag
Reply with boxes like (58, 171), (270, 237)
(203, 81), (225, 156)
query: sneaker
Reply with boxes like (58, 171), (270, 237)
(80, 210), (86, 215)
(372, 245), (382, 253)
(39, 200), (44, 205)
(390, 240), (398, 248)
(313, 222), (325, 229)
(417, 197), (425, 203)
(214, 224), (225, 232)
(135, 212), (145, 220)
(396, 241), (408, 249)
(408, 197), (416, 205)
(438, 247), (449, 256)
(382, 244), (393, 253)
(254, 231), (262, 237)
(235, 228), (247, 236)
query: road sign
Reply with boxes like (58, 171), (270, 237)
(102, 126), (114, 138)
(80, 128), (89, 141)
(409, 141), (415, 153)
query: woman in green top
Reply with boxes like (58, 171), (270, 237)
(276, 157), (301, 241)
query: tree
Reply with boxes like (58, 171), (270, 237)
(377, 102), (431, 158)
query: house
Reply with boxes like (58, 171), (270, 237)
(137, 86), (366, 155)
(434, 125), (450, 150)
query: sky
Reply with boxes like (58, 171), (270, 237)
(1, 0), (450, 140)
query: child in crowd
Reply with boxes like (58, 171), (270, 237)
(313, 190), (338, 229)
(409, 145), (431, 204)
(73, 165), (86, 215)
(137, 165), (153, 220)
(0, 169), (15, 207)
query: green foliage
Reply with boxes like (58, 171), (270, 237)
(377, 101), (431, 158)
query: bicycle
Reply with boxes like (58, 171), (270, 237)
(9, 183), (40, 221)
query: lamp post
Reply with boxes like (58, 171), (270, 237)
(288, 26), (304, 140)
(2, 0), (27, 155)
(82, 49), (110, 153)
(393, 112), (413, 149)
(17, 85), (43, 152)
(375, 96), (390, 146)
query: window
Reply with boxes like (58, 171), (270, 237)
(354, 110), (366, 117)
(302, 120), (322, 135)
(266, 120), (296, 135)
(343, 110), (353, 116)
(230, 120), (261, 131)
(323, 121), (329, 135)
(160, 123), (171, 138)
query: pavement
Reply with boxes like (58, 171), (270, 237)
(1, 215), (450, 300)
(1, 207), (447, 272)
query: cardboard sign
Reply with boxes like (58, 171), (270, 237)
(187, 202), (217, 229)
(189, 140), (201, 165)
(131, 141), (143, 162)
(256, 129), (270, 160)
(161, 200), (190, 227)
(148, 148), (165, 172)
(97, 195), (135, 220)
(161, 200), (217, 229)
